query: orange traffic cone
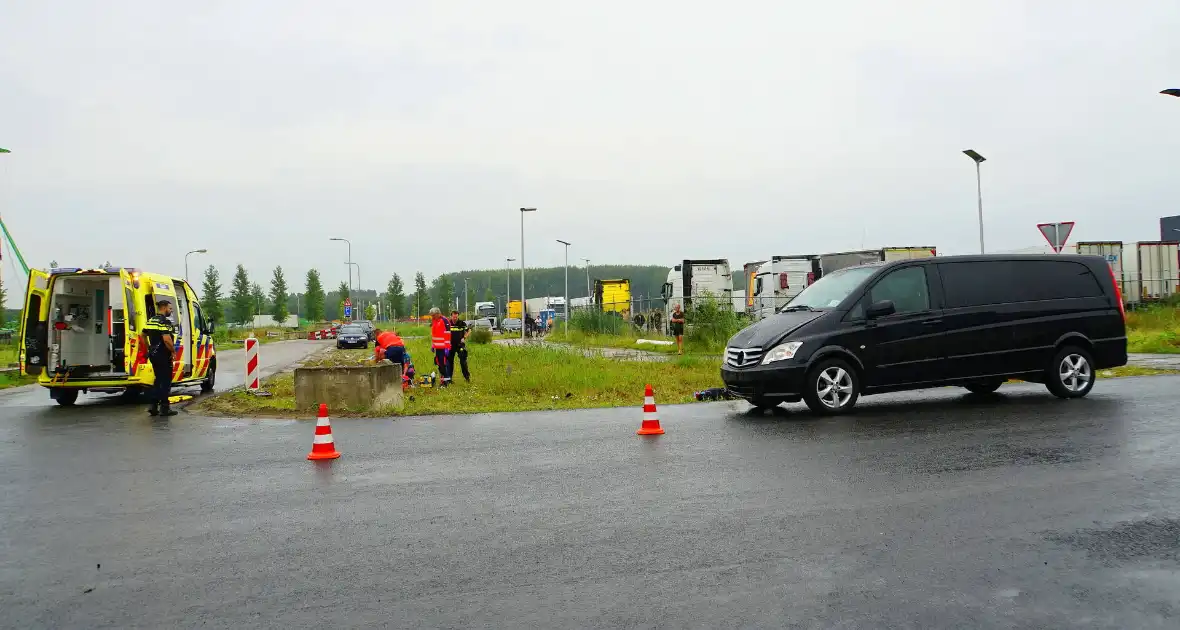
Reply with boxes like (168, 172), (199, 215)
(637, 384), (665, 435)
(307, 403), (341, 460)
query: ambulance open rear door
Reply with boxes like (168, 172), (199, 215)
(17, 269), (50, 377)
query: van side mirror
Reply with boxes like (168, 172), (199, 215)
(207, 319), (216, 334)
(866, 300), (896, 319)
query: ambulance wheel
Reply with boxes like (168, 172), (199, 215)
(201, 361), (216, 393)
(54, 390), (79, 407)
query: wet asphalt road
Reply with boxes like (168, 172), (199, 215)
(2, 376), (1180, 628)
(0, 339), (326, 408)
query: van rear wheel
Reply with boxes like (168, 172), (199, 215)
(1047, 345), (1095, 399)
(803, 358), (860, 416)
(54, 389), (79, 407)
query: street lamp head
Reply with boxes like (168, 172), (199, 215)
(520, 207), (537, 213)
(195, 249), (208, 254)
(963, 149), (986, 163)
(556, 239), (570, 246)
(329, 237), (347, 242)
(1161, 89), (1180, 97)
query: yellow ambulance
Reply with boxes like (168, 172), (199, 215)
(17, 266), (217, 406)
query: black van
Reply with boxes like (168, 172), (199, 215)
(721, 254), (1127, 415)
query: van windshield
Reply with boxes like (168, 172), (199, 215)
(781, 266), (878, 311)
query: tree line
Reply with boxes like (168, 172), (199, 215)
(197, 263), (674, 324)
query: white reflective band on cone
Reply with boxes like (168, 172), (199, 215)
(316, 416), (331, 427)
(313, 434), (335, 444)
(643, 412), (659, 422)
(644, 396), (655, 405)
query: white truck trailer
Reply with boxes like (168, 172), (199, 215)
(661, 259), (733, 312)
(817, 246), (938, 276)
(1076, 241), (1180, 304)
(750, 255), (820, 320)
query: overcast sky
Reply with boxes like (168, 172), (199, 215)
(2, 0), (1180, 306)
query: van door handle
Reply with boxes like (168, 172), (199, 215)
(921, 318), (943, 326)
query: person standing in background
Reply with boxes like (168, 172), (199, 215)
(448, 310), (471, 382)
(429, 308), (452, 386)
(670, 303), (686, 355)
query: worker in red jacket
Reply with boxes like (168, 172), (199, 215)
(429, 307), (452, 386)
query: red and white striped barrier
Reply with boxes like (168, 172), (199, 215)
(245, 335), (260, 392)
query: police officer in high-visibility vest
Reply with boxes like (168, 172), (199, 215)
(142, 299), (178, 416)
(429, 307), (452, 386)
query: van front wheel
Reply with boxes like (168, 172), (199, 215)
(803, 358), (860, 416)
(1047, 345), (1095, 399)
(201, 361), (216, 393)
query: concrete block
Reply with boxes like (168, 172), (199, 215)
(294, 363), (403, 413)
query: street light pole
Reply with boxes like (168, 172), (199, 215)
(963, 150), (987, 254)
(520, 208), (537, 340)
(329, 237), (352, 295)
(184, 248), (207, 282)
(581, 257), (591, 300)
(464, 277), (470, 315)
(505, 257), (515, 320)
(557, 240), (570, 335)
(346, 262), (361, 320)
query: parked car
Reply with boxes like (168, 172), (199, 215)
(467, 318), (494, 330)
(721, 254), (1128, 415)
(353, 320), (376, 341)
(336, 324), (369, 349)
(500, 318), (522, 333)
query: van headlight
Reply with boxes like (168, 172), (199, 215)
(762, 341), (803, 365)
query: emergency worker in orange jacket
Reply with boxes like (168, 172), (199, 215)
(429, 307), (452, 386)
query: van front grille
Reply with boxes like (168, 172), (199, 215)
(725, 347), (763, 368)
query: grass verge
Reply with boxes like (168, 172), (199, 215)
(1097, 365), (1178, 378)
(1126, 307), (1180, 353)
(190, 336), (725, 418)
(0, 344), (33, 389)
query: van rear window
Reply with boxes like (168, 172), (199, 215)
(939, 260), (1104, 308)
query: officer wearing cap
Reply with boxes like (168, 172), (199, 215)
(142, 299), (178, 416)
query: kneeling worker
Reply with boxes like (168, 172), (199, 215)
(448, 310), (471, 382)
(142, 299), (178, 416)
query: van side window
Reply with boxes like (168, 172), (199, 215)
(125, 288), (137, 331)
(192, 302), (207, 334)
(940, 260), (1103, 307)
(869, 266), (930, 314)
(939, 261), (1011, 308)
(1012, 260), (1103, 301)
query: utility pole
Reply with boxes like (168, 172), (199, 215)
(505, 258), (515, 319)
(582, 257), (591, 301)
(519, 207), (536, 341)
(962, 150), (986, 254)
(557, 240), (570, 335)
